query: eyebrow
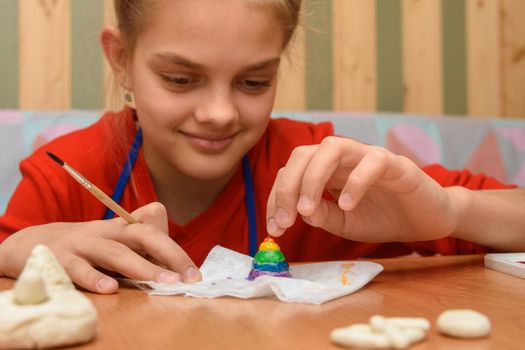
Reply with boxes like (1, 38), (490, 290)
(153, 53), (280, 71)
(246, 58), (281, 70)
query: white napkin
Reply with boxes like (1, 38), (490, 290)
(136, 245), (383, 304)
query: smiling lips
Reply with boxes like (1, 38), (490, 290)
(182, 131), (237, 153)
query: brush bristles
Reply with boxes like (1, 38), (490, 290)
(46, 151), (64, 166)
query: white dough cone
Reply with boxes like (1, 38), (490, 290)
(0, 245), (98, 349)
(13, 270), (48, 305)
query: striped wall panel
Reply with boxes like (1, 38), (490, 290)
(1, 0), (524, 118)
(501, 0), (525, 118)
(466, 0), (501, 117)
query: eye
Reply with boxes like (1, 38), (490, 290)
(160, 74), (198, 87)
(238, 79), (271, 91)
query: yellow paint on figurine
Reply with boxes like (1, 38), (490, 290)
(259, 237), (280, 251)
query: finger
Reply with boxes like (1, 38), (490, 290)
(75, 238), (183, 284)
(268, 145), (317, 232)
(117, 223), (201, 283)
(296, 137), (351, 216)
(297, 137), (375, 216)
(127, 202), (170, 261)
(338, 149), (389, 211)
(266, 168), (287, 237)
(99, 212), (201, 283)
(61, 253), (119, 294)
(301, 198), (346, 235)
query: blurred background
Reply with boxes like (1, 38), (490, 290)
(0, 0), (524, 118)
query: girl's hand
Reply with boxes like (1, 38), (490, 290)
(266, 136), (461, 242)
(0, 202), (200, 294)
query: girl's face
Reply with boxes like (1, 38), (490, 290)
(128, 0), (285, 181)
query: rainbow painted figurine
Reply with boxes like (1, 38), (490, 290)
(248, 237), (290, 280)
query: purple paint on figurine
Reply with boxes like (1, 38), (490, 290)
(247, 237), (290, 281)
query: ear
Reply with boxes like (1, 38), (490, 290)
(101, 26), (133, 90)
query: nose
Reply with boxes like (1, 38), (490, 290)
(194, 86), (239, 127)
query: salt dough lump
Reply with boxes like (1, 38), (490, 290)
(330, 315), (429, 349)
(0, 245), (98, 349)
(331, 310), (491, 348)
(436, 309), (491, 338)
(331, 324), (391, 349)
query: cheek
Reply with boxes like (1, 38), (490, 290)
(130, 61), (182, 116)
(236, 89), (276, 123)
(133, 73), (196, 126)
(132, 67), (167, 112)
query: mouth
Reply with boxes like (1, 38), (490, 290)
(181, 131), (237, 153)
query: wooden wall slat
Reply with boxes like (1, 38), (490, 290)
(376, 0), (403, 112)
(402, 0), (442, 114)
(442, 0), (467, 116)
(304, 0), (333, 110)
(501, 0), (525, 118)
(466, 0), (501, 117)
(0, 0), (18, 109)
(274, 16), (306, 111)
(333, 0), (376, 111)
(71, 0), (104, 109)
(19, 0), (71, 110)
(103, 0), (121, 111)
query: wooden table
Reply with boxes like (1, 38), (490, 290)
(2, 254), (524, 349)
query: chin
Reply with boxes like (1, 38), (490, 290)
(180, 157), (240, 181)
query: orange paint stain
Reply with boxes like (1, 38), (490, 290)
(340, 263), (354, 285)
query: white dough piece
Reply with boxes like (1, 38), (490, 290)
(331, 315), (430, 349)
(369, 315), (431, 332)
(330, 324), (391, 349)
(384, 325), (426, 349)
(0, 245), (98, 349)
(436, 309), (491, 338)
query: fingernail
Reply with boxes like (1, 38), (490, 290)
(275, 207), (290, 225)
(267, 217), (279, 235)
(297, 195), (313, 212)
(339, 192), (353, 209)
(185, 266), (201, 282)
(158, 271), (180, 284)
(97, 277), (117, 292)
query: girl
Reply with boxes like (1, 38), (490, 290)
(1, 0), (524, 294)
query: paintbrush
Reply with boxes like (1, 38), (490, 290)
(46, 151), (140, 224)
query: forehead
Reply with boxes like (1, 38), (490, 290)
(134, 0), (285, 66)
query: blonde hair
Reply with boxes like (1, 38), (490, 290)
(114, 0), (302, 53)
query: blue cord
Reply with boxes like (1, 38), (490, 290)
(103, 129), (143, 220)
(242, 155), (258, 256)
